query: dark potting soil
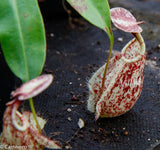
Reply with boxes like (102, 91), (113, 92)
(0, 0), (160, 150)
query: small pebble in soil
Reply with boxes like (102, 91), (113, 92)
(124, 131), (129, 136)
(67, 108), (72, 112)
(147, 129), (150, 133)
(122, 127), (126, 130)
(117, 37), (123, 42)
(56, 51), (61, 55)
(69, 82), (72, 85)
(71, 105), (77, 108)
(50, 33), (54, 37)
(67, 117), (72, 121)
(65, 145), (71, 150)
(78, 118), (85, 129)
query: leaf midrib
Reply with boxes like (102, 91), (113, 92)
(12, 0), (29, 82)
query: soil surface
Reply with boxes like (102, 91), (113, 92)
(0, 0), (160, 150)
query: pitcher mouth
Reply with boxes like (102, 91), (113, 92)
(121, 33), (145, 63)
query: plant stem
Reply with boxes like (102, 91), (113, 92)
(22, 79), (41, 133)
(94, 32), (114, 111)
(29, 98), (41, 133)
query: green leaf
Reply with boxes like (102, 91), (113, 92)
(0, 0), (46, 82)
(67, 0), (113, 40)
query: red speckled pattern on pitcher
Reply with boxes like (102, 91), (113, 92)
(0, 104), (61, 149)
(87, 37), (146, 118)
